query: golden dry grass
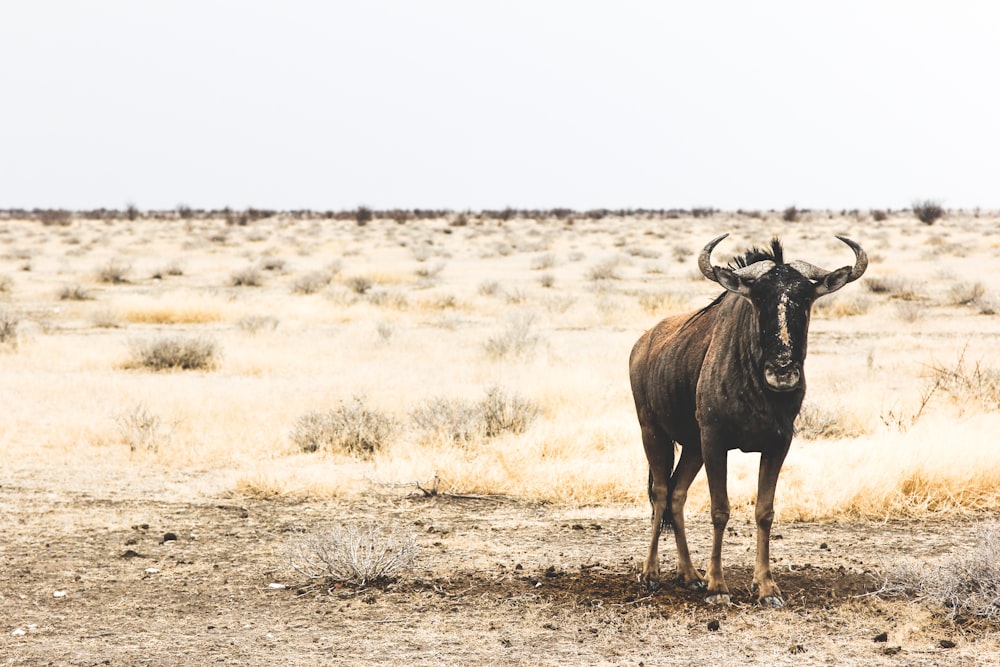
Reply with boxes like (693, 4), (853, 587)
(2, 211), (1000, 521)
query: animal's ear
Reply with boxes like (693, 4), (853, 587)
(813, 266), (852, 297)
(714, 267), (754, 297)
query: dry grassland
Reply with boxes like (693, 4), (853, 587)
(2, 210), (1000, 665)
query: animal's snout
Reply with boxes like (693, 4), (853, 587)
(763, 360), (801, 392)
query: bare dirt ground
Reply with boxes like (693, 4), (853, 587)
(1, 462), (994, 666)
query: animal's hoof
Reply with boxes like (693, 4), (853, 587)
(705, 593), (732, 605)
(760, 595), (784, 609)
(638, 575), (661, 592)
(686, 579), (707, 591)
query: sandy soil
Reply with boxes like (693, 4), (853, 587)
(1, 461), (994, 667)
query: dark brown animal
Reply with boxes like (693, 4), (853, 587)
(629, 234), (867, 607)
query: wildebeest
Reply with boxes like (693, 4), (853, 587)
(629, 234), (867, 607)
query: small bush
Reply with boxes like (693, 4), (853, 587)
(59, 284), (94, 301)
(0, 274), (12, 293)
(478, 280), (501, 297)
(230, 266), (264, 287)
(292, 271), (332, 295)
(531, 253), (556, 271)
(129, 336), (220, 371)
(478, 386), (539, 438)
(948, 280), (986, 306)
(410, 397), (483, 444)
(90, 308), (123, 328)
(586, 258), (621, 281)
(345, 276), (373, 295)
(96, 258), (132, 284)
(116, 404), (168, 452)
(484, 312), (544, 360)
(879, 523), (1000, 622)
(285, 522), (417, 590)
(539, 273), (555, 288)
(782, 205), (799, 222)
(411, 387), (540, 444)
(871, 209), (888, 222)
(912, 199), (945, 225)
(927, 353), (1000, 414)
(292, 397), (398, 457)
(236, 315), (279, 333)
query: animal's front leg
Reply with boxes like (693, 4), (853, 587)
(753, 448), (789, 607)
(702, 439), (730, 604)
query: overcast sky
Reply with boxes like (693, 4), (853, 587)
(2, 2), (998, 212)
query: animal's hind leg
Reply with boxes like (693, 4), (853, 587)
(669, 444), (705, 589)
(640, 423), (673, 589)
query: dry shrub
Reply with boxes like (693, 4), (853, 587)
(948, 280), (986, 306)
(124, 305), (221, 325)
(116, 404), (169, 452)
(128, 336), (220, 371)
(345, 275), (373, 295)
(96, 258), (132, 284)
(285, 522), (417, 591)
(587, 258), (621, 281)
(292, 397), (398, 458)
(292, 271), (332, 295)
(410, 387), (539, 444)
(530, 253), (556, 270)
(484, 312), (544, 360)
(912, 199), (945, 225)
(928, 353), (1000, 414)
(236, 314), (279, 333)
(880, 523), (1000, 622)
(59, 284), (93, 301)
(0, 309), (18, 347)
(479, 386), (539, 437)
(864, 276), (919, 300)
(0, 274), (12, 293)
(230, 266), (264, 287)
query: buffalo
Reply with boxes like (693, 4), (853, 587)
(629, 234), (867, 606)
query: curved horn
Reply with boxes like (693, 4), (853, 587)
(788, 236), (868, 283)
(698, 233), (730, 283)
(835, 235), (868, 283)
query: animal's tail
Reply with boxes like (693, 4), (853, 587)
(647, 442), (677, 531)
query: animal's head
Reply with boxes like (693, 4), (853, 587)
(698, 234), (867, 392)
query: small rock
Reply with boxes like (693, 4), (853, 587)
(120, 549), (143, 559)
(882, 646), (902, 656)
(707, 619), (721, 632)
(789, 644), (806, 654)
(144, 567), (160, 574)
(162, 532), (178, 543)
(940, 639), (956, 649)
(268, 583), (287, 590)
(52, 590), (66, 598)
(819, 542), (829, 550)
(11, 628), (26, 637)
(873, 632), (888, 643)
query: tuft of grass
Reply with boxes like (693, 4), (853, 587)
(530, 253), (556, 271)
(291, 397), (398, 458)
(284, 522), (417, 591)
(879, 523), (1000, 622)
(864, 276), (920, 300)
(410, 397), (483, 445)
(90, 308), (123, 328)
(638, 291), (691, 316)
(128, 336), (220, 371)
(814, 294), (872, 318)
(0, 274), (12, 293)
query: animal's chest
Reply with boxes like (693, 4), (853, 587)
(695, 377), (798, 452)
